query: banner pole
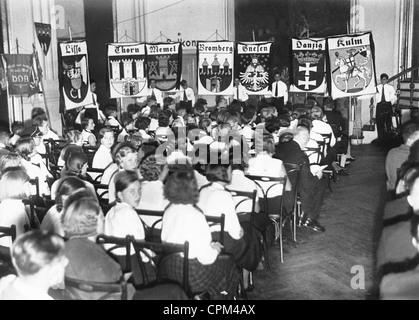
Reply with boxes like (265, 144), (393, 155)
(15, 39), (24, 122)
(33, 43), (52, 129)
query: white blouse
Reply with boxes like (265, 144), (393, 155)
(162, 204), (219, 265)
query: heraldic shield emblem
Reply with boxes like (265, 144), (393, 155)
(199, 54), (233, 93)
(330, 45), (373, 94)
(293, 51), (325, 91)
(108, 43), (147, 98)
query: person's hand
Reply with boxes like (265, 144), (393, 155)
(211, 241), (223, 253)
(315, 170), (324, 179)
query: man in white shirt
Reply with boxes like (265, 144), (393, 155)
(375, 73), (397, 144)
(74, 80), (107, 126)
(174, 80), (195, 113)
(137, 79), (164, 107)
(270, 71), (288, 114)
(232, 77), (248, 103)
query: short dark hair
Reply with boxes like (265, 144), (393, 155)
(114, 170), (139, 200)
(135, 117), (151, 130)
(32, 115), (47, 127)
(164, 168), (199, 205)
(380, 73), (389, 80)
(11, 121), (24, 136)
(265, 117), (280, 134)
(105, 105), (117, 117)
(206, 163), (231, 183)
(81, 117), (93, 130)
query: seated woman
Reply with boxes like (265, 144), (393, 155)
(0, 153), (22, 178)
(41, 176), (87, 238)
(160, 166), (240, 300)
(62, 190), (187, 300)
(50, 152), (96, 201)
(81, 117), (97, 146)
(246, 134), (292, 215)
(137, 154), (169, 228)
(58, 130), (84, 167)
(101, 142), (139, 204)
(199, 159), (262, 273)
(15, 137), (51, 197)
(0, 169), (33, 249)
(104, 170), (148, 286)
(0, 230), (68, 300)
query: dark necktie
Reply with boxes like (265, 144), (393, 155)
(275, 82), (279, 97)
(183, 89), (188, 102)
(381, 86), (386, 103)
(151, 89), (155, 98)
(237, 86), (239, 100)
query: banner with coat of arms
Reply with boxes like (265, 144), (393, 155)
(326, 32), (376, 99)
(236, 42), (272, 95)
(34, 22), (52, 56)
(59, 41), (93, 111)
(290, 38), (326, 93)
(197, 41), (234, 95)
(1, 54), (42, 96)
(108, 43), (148, 98)
(145, 42), (182, 91)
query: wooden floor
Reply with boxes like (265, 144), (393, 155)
(247, 144), (388, 300)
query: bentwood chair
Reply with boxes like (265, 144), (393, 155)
(283, 163), (302, 243)
(96, 234), (191, 297)
(245, 175), (288, 263)
(64, 275), (129, 300)
(0, 224), (16, 274)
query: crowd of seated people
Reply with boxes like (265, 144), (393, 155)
(0, 93), (351, 300)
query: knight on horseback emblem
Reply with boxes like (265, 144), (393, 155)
(333, 47), (372, 93)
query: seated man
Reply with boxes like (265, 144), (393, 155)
(274, 126), (327, 232)
(323, 97), (351, 165)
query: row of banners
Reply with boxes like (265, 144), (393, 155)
(0, 31), (377, 111)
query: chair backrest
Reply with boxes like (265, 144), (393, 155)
(96, 234), (190, 295)
(92, 183), (110, 204)
(22, 198), (38, 230)
(305, 144), (324, 164)
(0, 225), (16, 243)
(320, 132), (332, 147)
(64, 275), (129, 300)
(135, 209), (165, 242)
(130, 237), (190, 294)
(205, 214), (225, 246)
(96, 234), (132, 272)
(44, 139), (67, 166)
(29, 177), (40, 198)
(82, 145), (99, 166)
(226, 189), (257, 215)
(86, 167), (106, 183)
(48, 164), (63, 181)
(245, 175), (288, 215)
(0, 224), (17, 271)
(283, 163), (302, 205)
